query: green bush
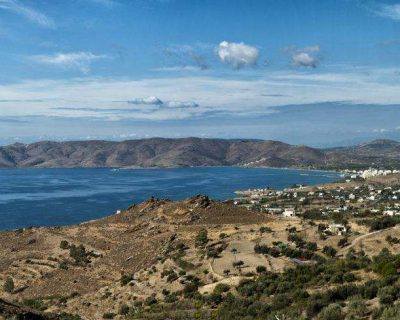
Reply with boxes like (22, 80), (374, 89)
(102, 312), (115, 319)
(118, 304), (130, 315)
(378, 286), (398, 305)
(60, 240), (70, 249)
(379, 303), (400, 319)
(3, 277), (14, 293)
(256, 265), (267, 273)
(322, 246), (337, 258)
(120, 274), (134, 286)
(306, 242), (318, 251)
(195, 229), (209, 247)
(317, 303), (343, 320)
(214, 283), (230, 295)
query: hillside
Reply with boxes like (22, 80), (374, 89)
(1, 174), (400, 319)
(1, 138), (400, 169)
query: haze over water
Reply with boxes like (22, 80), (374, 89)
(0, 167), (340, 230)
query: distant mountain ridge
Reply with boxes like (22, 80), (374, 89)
(1, 138), (400, 169)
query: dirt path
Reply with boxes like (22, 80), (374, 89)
(339, 225), (399, 255)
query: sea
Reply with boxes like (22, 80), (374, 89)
(0, 167), (341, 231)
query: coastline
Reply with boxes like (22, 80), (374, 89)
(0, 167), (340, 231)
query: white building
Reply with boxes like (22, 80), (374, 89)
(327, 223), (347, 235)
(282, 208), (296, 217)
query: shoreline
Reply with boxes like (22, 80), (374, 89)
(0, 164), (342, 173)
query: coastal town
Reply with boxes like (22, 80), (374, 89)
(233, 168), (400, 236)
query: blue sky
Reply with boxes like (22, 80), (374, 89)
(1, 0), (400, 146)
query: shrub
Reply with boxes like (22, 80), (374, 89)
(214, 283), (230, 295)
(166, 272), (178, 283)
(59, 261), (69, 270)
(60, 240), (70, 249)
(182, 282), (199, 298)
(259, 226), (272, 233)
(322, 246), (337, 258)
(102, 312), (115, 319)
(145, 295), (158, 306)
(118, 304), (130, 315)
(232, 260), (244, 268)
(346, 296), (367, 319)
(317, 303), (343, 320)
(3, 277), (14, 293)
(306, 242), (318, 251)
(69, 244), (91, 265)
(22, 298), (46, 311)
(195, 229), (209, 247)
(120, 274), (134, 286)
(256, 265), (267, 273)
(380, 303), (400, 319)
(378, 286), (398, 305)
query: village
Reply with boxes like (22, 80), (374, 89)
(233, 169), (400, 237)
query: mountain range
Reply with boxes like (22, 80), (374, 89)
(0, 138), (399, 169)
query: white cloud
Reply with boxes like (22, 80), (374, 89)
(0, 0), (54, 28)
(163, 100), (199, 108)
(30, 52), (108, 73)
(128, 96), (199, 108)
(287, 45), (320, 68)
(217, 41), (259, 69)
(2, 67), (400, 121)
(292, 52), (318, 68)
(128, 96), (163, 105)
(374, 3), (400, 20)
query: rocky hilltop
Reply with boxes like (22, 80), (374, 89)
(1, 138), (400, 169)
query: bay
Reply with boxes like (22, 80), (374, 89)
(0, 167), (340, 230)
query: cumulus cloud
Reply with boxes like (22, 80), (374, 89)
(286, 45), (320, 68)
(217, 41), (259, 69)
(30, 52), (107, 73)
(0, 0), (55, 28)
(292, 52), (318, 68)
(128, 96), (199, 108)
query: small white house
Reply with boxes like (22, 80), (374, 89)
(383, 210), (400, 217)
(282, 208), (296, 217)
(327, 223), (347, 236)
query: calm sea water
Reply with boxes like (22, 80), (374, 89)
(0, 167), (340, 230)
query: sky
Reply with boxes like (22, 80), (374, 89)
(1, 0), (400, 146)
